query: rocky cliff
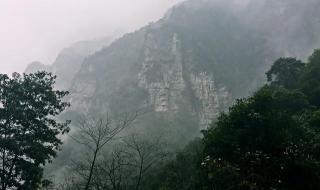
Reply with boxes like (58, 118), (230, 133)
(36, 0), (320, 179)
(26, 0), (320, 136)
(66, 0), (320, 133)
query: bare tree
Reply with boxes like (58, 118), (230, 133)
(123, 134), (168, 190)
(54, 176), (79, 190)
(85, 134), (168, 190)
(71, 112), (138, 190)
(92, 147), (132, 190)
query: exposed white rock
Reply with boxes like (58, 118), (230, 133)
(138, 32), (231, 128)
(190, 72), (231, 128)
(138, 32), (185, 113)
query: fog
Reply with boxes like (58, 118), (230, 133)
(0, 0), (184, 74)
(1, 0), (320, 188)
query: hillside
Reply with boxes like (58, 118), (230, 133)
(67, 0), (320, 132)
(25, 37), (113, 89)
(20, 0), (320, 185)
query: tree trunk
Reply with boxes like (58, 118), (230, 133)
(135, 160), (143, 190)
(84, 148), (99, 190)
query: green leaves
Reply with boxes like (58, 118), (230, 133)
(0, 71), (70, 190)
(124, 49), (320, 190)
(202, 50), (320, 190)
(266, 57), (305, 89)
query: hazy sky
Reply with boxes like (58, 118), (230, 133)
(0, 0), (184, 74)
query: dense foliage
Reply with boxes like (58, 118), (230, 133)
(140, 49), (320, 190)
(4, 49), (319, 190)
(203, 49), (320, 189)
(43, 0), (320, 179)
(141, 138), (206, 190)
(0, 72), (70, 190)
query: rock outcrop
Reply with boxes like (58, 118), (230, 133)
(67, 0), (320, 131)
(39, 0), (320, 178)
(26, 0), (320, 132)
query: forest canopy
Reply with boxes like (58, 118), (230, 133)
(142, 49), (320, 190)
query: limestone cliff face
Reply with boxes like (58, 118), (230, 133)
(190, 72), (231, 126)
(66, 0), (320, 131)
(137, 31), (231, 127)
(39, 0), (320, 178)
(138, 33), (185, 112)
(68, 21), (236, 129)
(67, 33), (224, 130)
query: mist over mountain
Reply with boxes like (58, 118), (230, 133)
(64, 0), (320, 126)
(22, 0), (320, 185)
(24, 0), (320, 142)
(25, 37), (113, 89)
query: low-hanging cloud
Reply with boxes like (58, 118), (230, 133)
(0, 0), (185, 74)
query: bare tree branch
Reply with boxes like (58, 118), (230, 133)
(70, 111), (139, 190)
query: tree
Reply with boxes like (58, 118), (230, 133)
(266, 57), (305, 89)
(0, 71), (70, 190)
(124, 50), (320, 190)
(299, 49), (320, 107)
(72, 133), (167, 190)
(71, 113), (138, 190)
(91, 146), (133, 190)
(202, 49), (320, 190)
(123, 134), (168, 190)
(143, 138), (206, 190)
(202, 85), (320, 189)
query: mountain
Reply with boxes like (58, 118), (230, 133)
(35, 0), (320, 180)
(67, 0), (320, 134)
(25, 61), (49, 73)
(25, 0), (320, 139)
(25, 37), (113, 89)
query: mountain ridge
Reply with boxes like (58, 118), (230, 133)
(25, 0), (320, 132)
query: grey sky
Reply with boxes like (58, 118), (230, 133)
(0, 0), (184, 74)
